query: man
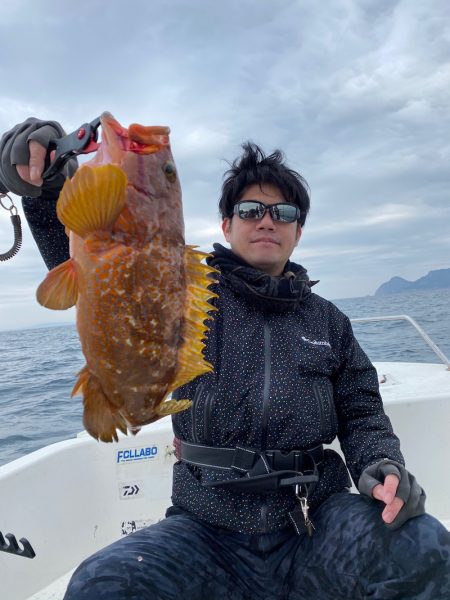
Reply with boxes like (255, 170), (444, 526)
(1, 119), (449, 599)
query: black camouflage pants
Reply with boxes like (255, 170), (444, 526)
(64, 493), (450, 600)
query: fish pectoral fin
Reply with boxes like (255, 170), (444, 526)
(79, 370), (128, 443)
(56, 164), (127, 238)
(156, 399), (192, 416)
(36, 258), (78, 310)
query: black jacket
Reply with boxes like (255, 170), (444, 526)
(171, 244), (403, 533)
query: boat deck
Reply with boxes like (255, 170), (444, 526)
(28, 572), (74, 600)
(374, 361), (450, 404)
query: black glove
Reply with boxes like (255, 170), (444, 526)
(0, 117), (77, 197)
(358, 458), (426, 530)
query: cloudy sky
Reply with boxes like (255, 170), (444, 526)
(0, 0), (449, 331)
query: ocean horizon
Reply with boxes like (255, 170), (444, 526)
(0, 287), (449, 467)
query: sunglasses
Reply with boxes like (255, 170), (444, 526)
(233, 200), (301, 223)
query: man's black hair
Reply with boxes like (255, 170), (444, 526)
(218, 142), (310, 226)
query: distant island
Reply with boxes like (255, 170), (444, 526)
(375, 268), (450, 296)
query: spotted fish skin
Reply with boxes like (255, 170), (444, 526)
(37, 113), (217, 442)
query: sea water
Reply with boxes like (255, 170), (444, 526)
(0, 288), (448, 467)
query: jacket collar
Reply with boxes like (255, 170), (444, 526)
(207, 243), (318, 313)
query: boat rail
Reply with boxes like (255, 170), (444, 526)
(350, 314), (450, 370)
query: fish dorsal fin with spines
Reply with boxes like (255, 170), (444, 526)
(167, 245), (218, 393)
(36, 258), (78, 309)
(57, 164), (127, 238)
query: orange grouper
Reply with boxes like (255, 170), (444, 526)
(36, 112), (217, 442)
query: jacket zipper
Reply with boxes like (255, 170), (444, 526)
(260, 320), (272, 450)
(191, 382), (204, 443)
(313, 382), (327, 434)
(202, 390), (215, 444)
(260, 320), (271, 532)
(313, 381), (336, 435)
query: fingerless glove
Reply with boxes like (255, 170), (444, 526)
(358, 458), (426, 529)
(0, 118), (77, 197)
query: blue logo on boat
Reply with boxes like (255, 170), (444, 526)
(117, 446), (158, 463)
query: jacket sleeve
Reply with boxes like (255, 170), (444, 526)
(22, 189), (70, 270)
(332, 315), (404, 485)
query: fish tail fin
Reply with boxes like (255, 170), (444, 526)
(168, 246), (218, 392)
(57, 164), (127, 238)
(36, 258), (78, 309)
(73, 367), (127, 442)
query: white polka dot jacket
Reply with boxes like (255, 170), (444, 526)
(171, 244), (404, 534)
(19, 194), (404, 535)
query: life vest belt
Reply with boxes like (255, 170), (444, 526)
(179, 440), (323, 494)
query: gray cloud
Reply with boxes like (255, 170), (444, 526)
(0, 0), (449, 329)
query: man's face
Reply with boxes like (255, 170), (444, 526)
(221, 183), (302, 276)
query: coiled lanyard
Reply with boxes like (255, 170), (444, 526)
(0, 193), (22, 261)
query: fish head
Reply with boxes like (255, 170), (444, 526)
(86, 112), (184, 241)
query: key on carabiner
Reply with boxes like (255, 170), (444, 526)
(299, 496), (315, 537)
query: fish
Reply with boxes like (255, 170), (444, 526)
(36, 112), (217, 442)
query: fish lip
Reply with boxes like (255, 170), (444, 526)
(100, 113), (170, 154)
(101, 112), (128, 138)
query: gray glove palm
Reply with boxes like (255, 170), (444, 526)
(0, 117), (77, 197)
(358, 459), (426, 530)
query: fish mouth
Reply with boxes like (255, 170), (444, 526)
(128, 124), (170, 154)
(101, 112), (170, 154)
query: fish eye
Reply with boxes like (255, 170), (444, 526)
(162, 161), (177, 183)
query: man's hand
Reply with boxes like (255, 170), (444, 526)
(16, 140), (48, 187)
(0, 117), (76, 197)
(358, 459), (426, 529)
(371, 473), (404, 524)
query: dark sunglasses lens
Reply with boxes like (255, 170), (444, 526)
(273, 204), (298, 222)
(237, 202), (265, 219)
(235, 201), (299, 222)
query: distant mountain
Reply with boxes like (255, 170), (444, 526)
(375, 269), (450, 296)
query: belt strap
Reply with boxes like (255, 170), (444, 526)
(180, 440), (323, 472)
(179, 440), (323, 494)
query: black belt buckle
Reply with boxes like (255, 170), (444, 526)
(266, 449), (302, 472)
